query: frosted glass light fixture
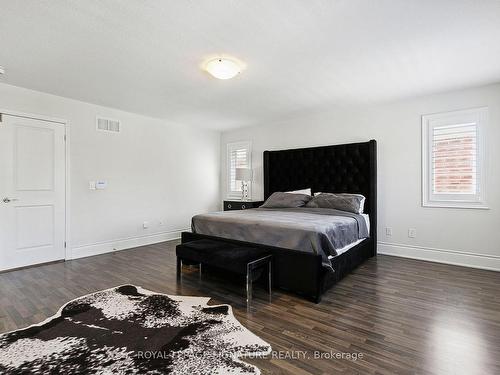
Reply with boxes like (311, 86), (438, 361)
(204, 57), (242, 80)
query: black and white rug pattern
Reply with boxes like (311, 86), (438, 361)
(0, 285), (271, 374)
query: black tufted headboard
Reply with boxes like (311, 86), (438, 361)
(263, 140), (377, 244)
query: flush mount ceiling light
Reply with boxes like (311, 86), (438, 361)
(204, 57), (243, 80)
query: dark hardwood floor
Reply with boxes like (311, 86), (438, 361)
(1, 240), (499, 374)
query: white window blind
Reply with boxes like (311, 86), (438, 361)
(422, 107), (487, 208)
(227, 141), (251, 197)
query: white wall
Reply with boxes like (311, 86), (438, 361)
(0, 83), (220, 259)
(221, 83), (500, 271)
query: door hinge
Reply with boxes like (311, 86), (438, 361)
(64, 241), (67, 248)
(64, 134), (67, 141)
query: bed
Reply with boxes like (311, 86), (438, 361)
(182, 140), (377, 302)
(191, 207), (370, 268)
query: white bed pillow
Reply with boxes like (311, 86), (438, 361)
(285, 188), (312, 196)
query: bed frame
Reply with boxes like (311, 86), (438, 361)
(182, 140), (377, 302)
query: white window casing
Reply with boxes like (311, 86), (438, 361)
(422, 107), (488, 209)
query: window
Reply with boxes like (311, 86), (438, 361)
(422, 107), (488, 208)
(227, 141), (251, 198)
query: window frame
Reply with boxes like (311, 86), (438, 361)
(422, 107), (488, 209)
(226, 141), (252, 199)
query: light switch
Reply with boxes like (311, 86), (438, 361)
(89, 181), (96, 190)
(96, 180), (107, 190)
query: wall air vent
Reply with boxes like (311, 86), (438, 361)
(96, 116), (120, 133)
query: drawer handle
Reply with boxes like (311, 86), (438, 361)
(242, 204), (246, 209)
(228, 204), (232, 208)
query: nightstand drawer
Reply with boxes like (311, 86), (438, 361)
(223, 201), (263, 211)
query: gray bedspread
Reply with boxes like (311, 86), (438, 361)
(191, 207), (369, 267)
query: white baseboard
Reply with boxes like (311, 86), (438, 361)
(68, 229), (188, 260)
(378, 242), (500, 272)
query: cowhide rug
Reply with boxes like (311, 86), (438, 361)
(0, 285), (271, 374)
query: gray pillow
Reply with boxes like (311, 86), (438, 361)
(261, 192), (312, 208)
(306, 193), (365, 214)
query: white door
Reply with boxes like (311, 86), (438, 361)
(0, 114), (66, 271)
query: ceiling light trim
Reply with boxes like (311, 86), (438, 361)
(203, 56), (245, 80)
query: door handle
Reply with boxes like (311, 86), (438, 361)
(2, 197), (19, 203)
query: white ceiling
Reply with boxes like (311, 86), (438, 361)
(1, 0), (500, 130)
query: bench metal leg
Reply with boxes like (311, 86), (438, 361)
(246, 265), (252, 303)
(268, 261), (272, 295)
(177, 258), (182, 281)
(246, 257), (272, 304)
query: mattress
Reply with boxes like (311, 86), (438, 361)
(330, 237), (367, 257)
(330, 214), (369, 256)
(192, 207), (370, 268)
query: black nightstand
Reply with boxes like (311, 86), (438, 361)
(223, 200), (264, 211)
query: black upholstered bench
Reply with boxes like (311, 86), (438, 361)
(176, 239), (272, 302)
